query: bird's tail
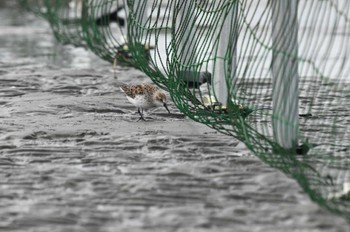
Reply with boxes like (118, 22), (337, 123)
(120, 84), (128, 93)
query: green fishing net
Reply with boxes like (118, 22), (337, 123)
(17, 0), (350, 220)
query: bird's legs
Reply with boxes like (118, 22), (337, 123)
(137, 108), (146, 121)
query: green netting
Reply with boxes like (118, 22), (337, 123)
(81, 0), (153, 64)
(17, 0), (350, 220)
(17, 0), (86, 45)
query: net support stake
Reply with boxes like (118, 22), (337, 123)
(271, 0), (299, 150)
(214, 2), (238, 107)
(177, 0), (197, 65)
(126, 0), (149, 44)
(131, 0), (149, 44)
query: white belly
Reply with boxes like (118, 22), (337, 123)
(126, 95), (155, 109)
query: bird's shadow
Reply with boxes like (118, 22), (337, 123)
(123, 112), (186, 122)
(153, 113), (186, 119)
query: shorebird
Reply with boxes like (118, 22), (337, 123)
(120, 83), (170, 121)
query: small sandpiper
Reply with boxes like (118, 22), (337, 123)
(120, 83), (170, 121)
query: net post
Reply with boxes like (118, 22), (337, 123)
(125, 1), (147, 36)
(271, 0), (299, 150)
(129, 0), (149, 44)
(176, 0), (197, 66)
(214, 2), (238, 107)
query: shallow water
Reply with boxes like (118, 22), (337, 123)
(1, 2), (350, 232)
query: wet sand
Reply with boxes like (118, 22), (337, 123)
(1, 3), (350, 232)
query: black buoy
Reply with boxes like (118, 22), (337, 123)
(95, 6), (125, 27)
(178, 71), (212, 89)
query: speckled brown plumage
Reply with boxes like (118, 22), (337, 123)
(120, 83), (158, 99)
(120, 83), (170, 121)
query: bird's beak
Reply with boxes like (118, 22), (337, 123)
(163, 103), (170, 114)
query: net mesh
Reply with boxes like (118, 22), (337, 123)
(17, 0), (350, 220)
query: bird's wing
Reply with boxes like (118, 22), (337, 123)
(120, 84), (145, 99)
(142, 83), (158, 93)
